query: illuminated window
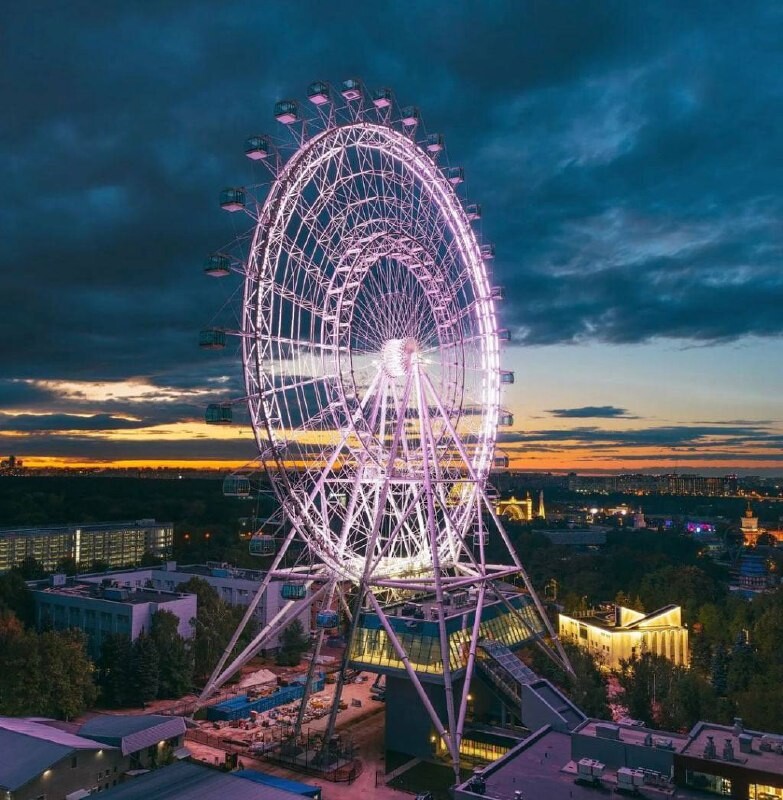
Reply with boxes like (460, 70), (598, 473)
(685, 770), (731, 795)
(749, 784), (783, 800)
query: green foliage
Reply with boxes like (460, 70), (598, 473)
(151, 610), (193, 698)
(616, 652), (719, 731)
(0, 571), (36, 627)
(0, 613), (96, 719)
(99, 633), (133, 707)
(527, 641), (611, 720)
(131, 632), (160, 704)
(98, 612), (193, 707)
(176, 576), (255, 681)
(276, 619), (310, 667)
(37, 629), (98, 719)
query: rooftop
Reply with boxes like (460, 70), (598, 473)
(80, 715), (187, 756)
(575, 719), (689, 751)
(456, 726), (705, 800)
(681, 721), (783, 777)
(0, 717), (114, 792)
(96, 761), (301, 800)
(0, 519), (171, 535)
(30, 579), (191, 605)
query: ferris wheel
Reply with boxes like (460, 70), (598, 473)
(199, 80), (571, 773)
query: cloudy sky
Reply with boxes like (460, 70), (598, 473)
(1, 1), (781, 474)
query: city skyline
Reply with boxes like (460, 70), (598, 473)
(1, 3), (782, 474)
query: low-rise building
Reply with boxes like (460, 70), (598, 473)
(0, 717), (122, 800)
(96, 761), (305, 800)
(79, 714), (188, 771)
(675, 719), (783, 799)
(559, 604), (689, 669)
(0, 714), (187, 800)
(455, 717), (783, 800)
(29, 577), (196, 657)
(0, 519), (173, 573)
(76, 561), (309, 651)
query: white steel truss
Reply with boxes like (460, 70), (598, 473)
(199, 80), (572, 778)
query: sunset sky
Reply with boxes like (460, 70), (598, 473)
(1, 2), (782, 474)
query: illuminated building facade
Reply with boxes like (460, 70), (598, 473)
(741, 503), (783, 547)
(0, 519), (173, 573)
(559, 605), (689, 670)
(495, 494), (534, 522)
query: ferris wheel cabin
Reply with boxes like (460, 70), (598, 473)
(316, 610), (339, 629)
(426, 133), (444, 153)
(199, 329), (226, 350)
(274, 100), (299, 125)
(372, 87), (393, 108)
(244, 135), (271, 160)
(222, 475), (251, 497)
(341, 79), (362, 101)
(203, 253), (231, 277)
(307, 81), (330, 105)
(248, 533), (276, 556)
(205, 404), (233, 425)
(219, 188), (246, 212)
(400, 105), (420, 127)
(281, 582), (307, 601)
(446, 166), (464, 185)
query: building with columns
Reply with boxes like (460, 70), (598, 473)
(559, 604), (689, 670)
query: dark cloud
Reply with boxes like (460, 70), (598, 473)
(0, 413), (148, 433)
(547, 406), (634, 419)
(1, 2), (782, 462)
(497, 421), (783, 453)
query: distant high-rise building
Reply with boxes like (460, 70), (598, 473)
(537, 490), (546, 520)
(0, 519), (173, 573)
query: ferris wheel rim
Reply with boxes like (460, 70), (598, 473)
(236, 117), (500, 581)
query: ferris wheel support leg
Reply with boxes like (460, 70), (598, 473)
(203, 581), (331, 701)
(455, 582), (487, 754)
(413, 362), (460, 774)
(322, 580), (369, 754)
(419, 369), (575, 679)
(366, 589), (455, 760)
(321, 367), (416, 757)
(294, 578), (338, 739)
(199, 523), (302, 702)
(479, 500), (574, 678)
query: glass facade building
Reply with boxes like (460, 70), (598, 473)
(349, 592), (545, 680)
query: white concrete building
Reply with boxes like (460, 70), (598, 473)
(29, 577), (196, 657)
(559, 605), (689, 670)
(78, 562), (311, 651)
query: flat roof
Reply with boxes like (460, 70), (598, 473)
(458, 727), (705, 800)
(681, 722), (783, 776)
(96, 761), (300, 800)
(0, 520), (171, 535)
(31, 582), (191, 605)
(575, 719), (689, 751)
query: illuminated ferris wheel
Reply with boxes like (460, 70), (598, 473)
(199, 80), (570, 771)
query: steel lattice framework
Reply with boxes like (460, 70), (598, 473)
(199, 80), (572, 776)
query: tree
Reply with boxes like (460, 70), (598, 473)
(131, 632), (160, 705)
(14, 556), (46, 580)
(99, 633), (133, 707)
(276, 619), (310, 667)
(151, 610), (193, 698)
(37, 629), (97, 719)
(176, 577), (255, 682)
(0, 571), (36, 627)
(0, 612), (41, 715)
(0, 613), (96, 719)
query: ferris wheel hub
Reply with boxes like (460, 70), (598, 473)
(381, 337), (418, 377)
